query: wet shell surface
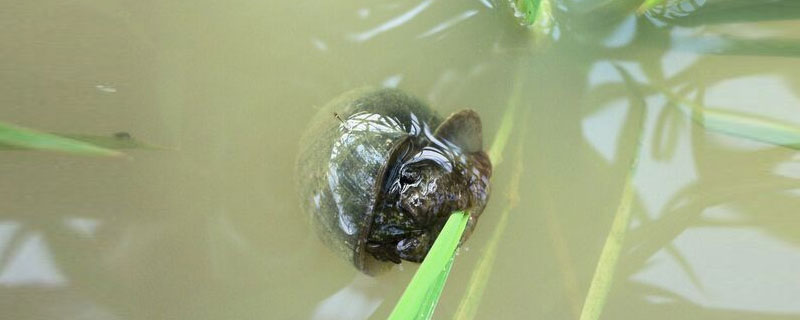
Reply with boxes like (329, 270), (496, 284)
(296, 88), (491, 274)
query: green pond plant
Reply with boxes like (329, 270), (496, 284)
(7, 0), (800, 318)
(0, 120), (123, 156)
(578, 65), (647, 320)
(389, 0), (800, 319)
(388, 211), (470, 320)
(388, 71), (523, 320)
(0, 120), (159, 156)
(661, 87), (800, 150)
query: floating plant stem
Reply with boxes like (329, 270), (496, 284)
(0, 121), (123, 157)
(577, 166), (640, 320)
(636, 0), (665, 14)
(488, 73), (524, 165)
(388, 211), (470, 320)
(511, 0), (555, 43)
(513, 0), (543, 25)
(579, 65), (646, 320)
(454, 141), (524, 320)
(659, 87), (800, 150)
(671, 35), (800, 57)
(390, 61), (526, 320)
(58, 133), (165, 150)
(453, 67), (527, 320)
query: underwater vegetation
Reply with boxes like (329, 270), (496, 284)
(385, 0), (800, 319)
(3, 0), (799, 319)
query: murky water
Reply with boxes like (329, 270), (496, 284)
(2, 0), (800, 319)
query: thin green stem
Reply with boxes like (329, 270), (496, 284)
(579, 65), (647, 320)
(453, 62), (529, 320)
(0, 121), (123, 157)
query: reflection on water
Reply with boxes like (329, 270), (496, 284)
(349, 0), (436, 42)
(0, 224), (66, 287)
(312, 275), (383, 320)
(1, 0), (800, 319)
(634, 227), (800, 313)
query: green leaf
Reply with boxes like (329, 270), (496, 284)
(579, 65), (646, 320)
(388, 211), (470, 320)
(453, 65), (528, 320)
(661, 89), (800, 150)
(487, 70), (523, 166)
(636, 0), (665, 14)
(454, 142), (523, 320)
(59, 133), (165, 150)
(0, 121), (123, 157)
(390, 61), (527, 320)
(515, 0), (542, 25)
(672, 36), (800, 58)
(512, 0), (555, 41)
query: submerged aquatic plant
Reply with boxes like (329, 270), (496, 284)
(388, 211), (470, 320)
(513, 0), (544, 25)
(636, 0), (665, 15)
(0, 121), (123, 157)
(453, 69), (527, 320)
(660, 87), (800, 150)
(579, 65), (647, 320)
(454, 137), (525, 320)
(392, 0), (800, 318)
(388, 64), (524, 320)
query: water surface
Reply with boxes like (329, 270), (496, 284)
(2, 0), (800, 319)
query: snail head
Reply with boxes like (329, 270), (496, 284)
(365, 109), (491, 265)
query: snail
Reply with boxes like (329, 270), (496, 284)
(296, 88), (491, 274)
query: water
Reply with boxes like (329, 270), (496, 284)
(2, 0), (800, 319)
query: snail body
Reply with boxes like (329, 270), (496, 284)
(297, 88), (491, 274)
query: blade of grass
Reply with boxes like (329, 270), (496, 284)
(542, 177), (583, 317)
(59, 133), (165, 150)
(0, 133), (163, 151)
(579, 65), (646, 320)
(672, 36), (800, 58)
(487, 74), (523, 166)
(0, 121), (122, 157)
(512, 0), (555, 43)
(514, 0), (542, 25)
(659, 88), (800, 150)
(636, 0), (665, 14)
(578, 174), (639, 320)
(454, 140), (524, 320)
(388, 211), (471, 320)
(453, 66), (527, 320)
(390, 58), (528, 320)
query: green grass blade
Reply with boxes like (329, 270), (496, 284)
(390, 59), (527, 320)
(0, 121), (123, 157)
(672, 36), (800, 58)
(59, 133), (165, 150)
(453, 65), (527, 320)
(579, 65), (646, 320)
(578, 174), (639, 320)
(388, 211), (471, 320)
(660, 88), (800, 150)
(512, 0), (555, 42)
(636, 0), (665, 14)
(454, 142), (523, 320)
(514, 0), (542, 25)
(487, 75), (523, 166)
